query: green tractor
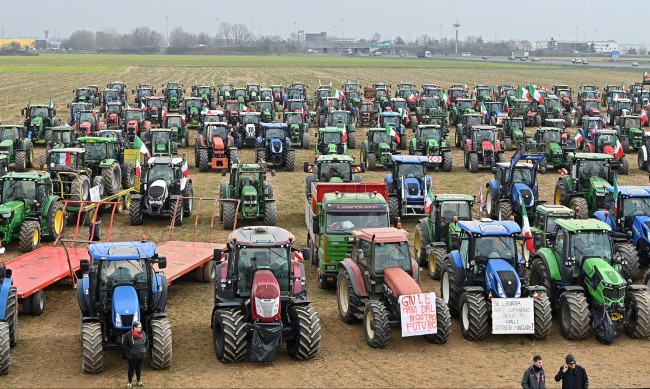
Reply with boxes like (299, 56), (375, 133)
(219, 163), (276, 230)
(554, 153), (617, 219)
(285, 111), (310, 149)
(148, 129), (178, 157)
(303, 154), (365, 196)
(413, 194), (474, 279)
(77, 137), (136, 195)
(414, 96), (447, 126)
(0, 171), (65, 252)
(162, 82), (184, 112)
(316, 127), (347, 155)
(0, 125), (35, 172)
(614, 115), (643, 151)
(449, 98), (474, 126)
(409, 124), (452, 172)
(191, 84), (216, 109)
(254, 100), (275, 123)
(180, 97), (203, 127)
(325, 110), (357, 149)
(536, 94), (571, 127)
(529, 204), (575, 252)
(531, 127), (576, 173)
(499, 117), (526, 150)
(217, 84), (234, 106)
(528, 219), (650, 342)
(454, 113), (484, 148)
(162, 114), (189, 147)
(39, 126), (77, 167)
(21, 103), (60, 142)
(360, 127), (398, 170)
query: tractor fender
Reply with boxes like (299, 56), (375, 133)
(632, 216), (650, 246)
(154, 274), (168, 311)
(81, 316), (102, 324)
(487, 179), (500, 195)
(410, 138), (417, 151)
(76, 276), (91, 317)
(291, 261), (307, 295)
(522, 284), (548, 296)
(411, 260), (420, 284)
(210, 303), (244, 329)
(447, 251), (466, 288)
(340, 258), (367, 297)
(0, 278), (12, 318)
(558, 285), (584, 295)
(220, 182), (230, 199)
(132, 193), (143, 202)
(592, 210), (615, 230)
(534, 248), (562, 282)
(385, 173), (393, 187)
(462, 285), (485, 294)
(198, 134), (206, 147)
(417, 217), (433, 243)
(41, 195), (63, 217)
(21, 138), (32, 151)
(100, 158), (117, 168)
(362, 140), (369, 153)
(144, 121), (151, 130)
(97, 121), (105, 131)
(626, 284), (650, 292)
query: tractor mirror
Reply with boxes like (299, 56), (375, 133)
(52, 109), (56, 116)
(4, 268), (11, 278)
(360, 162), (367, 172)
(80, 259), (90, 273)
(271, 170), (276, 176)
(221, 169), (227, 177)
(312, 217), (319, 234)
(213, 249), (222, 262)
(21, 109), (25, 116)
(303, 162), (310, 173)
(357, 249), (364, 259)
(157, 256), (167, 269)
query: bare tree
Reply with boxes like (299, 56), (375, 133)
(95, 29), (121, 50)
(130, 26), (163, 48)
(217, 22), (232, 46)
(169, 27), (197, 47)
(394, 36), (405, 45)
(371, 32), (381, 42)
(231, 24), (255, 46)
(197, 32), (211, 46)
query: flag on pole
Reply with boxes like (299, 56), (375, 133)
(614, 138), (624, 160)
(472, 90), (477, 106)
(385, 122), (400, 144)
(439, 90), (451, 106)
(134, 135), (150, 158)
(125, 100), (130, 109)
(425, 187), (434, 213)
(518, 85), (531, 101)
(182, 159), (189, 178)
(478, 185), (484, 216)
(529, 85), (544, 103)
(332, 88), (344, 100)
(49, 98), (53, 109)
(480, 102), (487, 117)
(574, 131), (583, 144)
(162, 107), (167, 119)
(644, 68), (649, 81)
(135, 156), (141, 178)
(641, 109), (648, 125)
(521, 203), (535, 254)
(613, 172), (619, 217)
(504, 98), (510, 113)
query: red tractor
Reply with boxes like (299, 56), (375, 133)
(74, 110), (104, 136)
(336, 227), (451, 348)
(143, 96), (165, 127)
(576, 98), (601, 125)
(224, 100), (242, 127)
(211, 226), (321, 363)
(195, 122), (238, 171)
(123, 108), (151, 142)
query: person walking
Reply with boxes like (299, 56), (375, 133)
(555, 354), (589, 389)
(521, 354), (546, 389)
(122, 321), (148, 388)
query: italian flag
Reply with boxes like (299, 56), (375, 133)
(56, 152), (71, 165)
(644, 68), (648, 81)
(472, 90), (477, 106)
(439, 90), (451, 105)
(518, 85), (531, 101)
(641, 109), (648, 125)
(504, 98), (510, 112)
(182, 159), (189, 178)
(134, 135), (151, 157)
(613, 172), (619, 217)
(385, 122), (400, 144)
(332, 88), (344, 100)
(614, 138), (624, 160)
(424, 187), (434, 213)
(407, 91), (417, 103)
(480, 102), (487, 117)
(574, 131), (583, 144)
(529, 85), (544, 103)
(521, 203), (535, 254)
(135, 157), (141, 178)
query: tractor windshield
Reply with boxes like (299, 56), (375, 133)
(512, 167), (533, 186)
(618, 101), (631, 110)
(418, 128), (441, 141)
(597, 134), (617, 148)
(107, 104), (122, 115)
(265, 128), (285, 139)
(99, 259), (147, 291)
(219, 85), (233, 93)
(331, 112), (348, 124)
(147, 99), (163, 109)
(0, 127), (20, 141)
(473, 129), (495, 142)
(361, 103), (374, 112)
(49, 151), (80, 169)
(77, 89), (91, 98)
(237, 247), (290, 296)
(467, 116), (483, 126)
(422, 98), (439, 109)
(225, 102), (239, 111)
(474, 236), (517, 264)
(372, 131), (390, 144)
(84, 143), (113, 161)
(105, 90), (119, 100)
(151, 131), (171, 144)
(326, 211), (387, 233)
(185, 99), (201, 108)
(125, 111), (143, 121)
(579, 160), (608, 188)
(383, 116), (400, 127)
(2, 179), (37, 202)
(547, 99), (561, 108)
(79, 112), (96, 123)
(438, 201), (472, 222)
(545, 216), (567, 234)
(622, 197), (650, 222)
(586, 120), (602, 131)
(197, 86), (211, 95)
(543, 130), (561, 143)
(257, 102), (272, 112)
(322, 132), (341, 144)
(286, 114), (303, 125)
(166, 116), (183, 128)
(137, 89), (152, 98)
(53, 131), (72, 144)
(319, 162), (351, 181)
(572, 231), (611, 266)
(624, 118), (640, 128)
(374, 242), (411, 274)
(392, 101), (407, 110)
(398, 163), (425, 177)
(584, 101), (598, 110)
(242, 115), (259, 125)
(476, 88), (490, 97)
(487, 103), (500, 113)
(147, 164), (173, 186)
(457, 100), (472, 110)
(30, 107), (49, 118)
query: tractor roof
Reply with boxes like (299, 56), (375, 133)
(616, 98), (632, 103)
(596, 129), (618, 135)
(77, 136), (114, 143)
(569, 152), (614, 161)
(391, 155), (429, 164)
(434, 193), (475, 202)
(536, 204), (574, 216)
(1, 171), (50, 181)
(496, 162), (533, 169)
(316, 154), (355, 162)
(621, 115), (641, 119)
(319, 127), (343, 133)
(233, 163), (265, 171)
(149, 128), (174, 133)
(465, 113), (484, 117)
(50, 126), (73, 131)
(322, 192), (387, 204)
(458, 219), (521, 235)
(472, 125), (497, 131)
(0, 124), (23, 129)
(536, 126), (562, 132)
(241, 112), (260, 116)
(381, 112), (400, 117)
(262, 123), (287, 129)
(584, 116), (602, 121)
(50, 147), (84, 154)
(352, 227), (409, 243)
(147, 156), (183, 166)
(544, 118), (564, 123)
(88, 241), (158, 261)
(555, 219), (611, 233)
(605, 185), (650, 198)
(206, 122), (228, 127)
(228, 226), (295, 246)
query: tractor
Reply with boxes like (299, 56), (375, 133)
(69, 102), (92, 126)
(219, 163), (276, 229)
(440, 219), (552, 341)
(359, 100), (380, 127)
(455, 113), (484, 148)
(500, 117), (526, 150)
(316, 127), (347, 155)
(336, 227), (451, 348)
(544, 118), (565, 129)
(232, 87), (247, 104)
(390, 98), (412, 128)
(270, 84), (285, 110)
(77, 136), (136, 195)
(531, 127), (576, 172)
(285, 111), (310, 149)
(192, 84), (216, 109)
(163, 114), (189, 147)
(484, 101), (505, 126)
(485, 152), (544, 221)
(538, 94), (572, 127)
(553, 85), (574, 112)
(133, 83), (156, 106)
(463, 125), (505, 172)
(529, 204), (575, 252)
(129, 156), (193, 226)
(256, 123), (295, 171)
(528, 219), (650, 343)
(254, 100), (275, 123)
(21, 103), (60, 142)
(607, 98), (633, 126)
(217, 84), (234, 106)
(303, 154), (365, 196)
(614, 115), (643, 151)
(99, 89), (120, 114)
(0, 245), (17, 375)
(245, 83), (261, 104)
(360, 127), (399, 170)
(143, 96), (165, 127)
(180, 97), (203, 127)
(73, 87), (95, 104)
(379, 112), (407, 149)
(582, 129), (630, 174)
(106, 81), (127, 104)
(148, 129), (178, 157)
(325, 110), (357, 149)
(74, 110), (103, 137)
(415, 96), (447, 126)
(211, 226), (320, 362)
(449, 98), (474, 126)
(233, 111), (260, 148)
(196, 122), (237, 171)
(314, 86), (332, 113)
(637, 132), (650, 171)
(0, 171), (65, 252)
(0, 125), (34, 172)
(508, 98), (535, 126)
(104, 102), (123, 129)
(473, 84), (494, 106)
(41, 126), (77, 166)
(123, 108), (151, 143)
(77, 241), (173, 373)
(554, 152), (618, 219)
(447, 87), (467, 106)
(162, 82), (184, 112)
(385, 155), (432, 222)
(414, 194), (475, 279)
(409, 125), (452, 172)
(576, 98), (601, 126)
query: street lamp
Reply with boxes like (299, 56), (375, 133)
(341, 19), (344, 39)
(166, 16), (169, 46)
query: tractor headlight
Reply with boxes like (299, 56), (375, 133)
(133, 311), (139, 323)
(115, 312), (122, 327)
(1, 213), (11, 218)
(255, 297), (280, 318)
(496, 282), (506, 298)
(326, 265), (337, 271)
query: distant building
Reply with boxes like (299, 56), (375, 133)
(332, 38), (359, 44)
(305, 32), (327, 43)
(297, 30), (306, 43)
(556, 40), (618, 53)
(0, 38), (36, 49)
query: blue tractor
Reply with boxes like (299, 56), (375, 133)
(77, 241), (172, 373)
(379, 111), (407, 150)
(485, 152), (544, 222)
(256, 123), (295, 171)
(440, 219), (552, 341)
(385, 155), (432, 222)
(0, 246), (17, 375)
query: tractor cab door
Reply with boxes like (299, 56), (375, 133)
(553, 229), (572, 283)
(34, 180), (49, 215)
(356, 240), (372, 289)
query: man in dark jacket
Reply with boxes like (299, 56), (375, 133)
(555, 354), (589, 389)
(122, 321), (148, 388)
(521, 354), (546, 389)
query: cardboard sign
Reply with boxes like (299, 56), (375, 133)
(399, 292), (437, 337)
(89, 185), (101, 202)
(491, 298), (535, 334)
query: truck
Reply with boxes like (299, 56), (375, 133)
(416, 51), (432, 59)
(304, 182), (390, 289)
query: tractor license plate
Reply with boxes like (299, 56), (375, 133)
(428, 156), (442, 163)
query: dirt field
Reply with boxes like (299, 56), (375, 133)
(1, 55), (649, 388)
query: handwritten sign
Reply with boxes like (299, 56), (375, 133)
(399, 292), (437, 337)
(89, 185), (101, 202)
(492, 298), (534, 334)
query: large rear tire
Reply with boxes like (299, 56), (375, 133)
(213, 309), (247, 363)
(5, 286), (17, 347)
(440, 258), (460, 317)
(430, 246), (447, 280)
(569, 197), (589, 219)
(558, 291), (590, 340)
(459, 292), (489, 341)
(129, 198), (143, 226)
(102, 162), (122, 196)
(363, 300), (390, 348)
(263, 201), (277, 226)
(624, 290), (650, 339)
(70, 176), (91, 202)
(198, 148), (209, 172)
(414, 224), (430, 267)
(44, 200), (65, 242)
(615, 242), (640, 281)
(337, 268), (362, 324)
(529, 256), (555, 304)
(19, 220), (41, 252)
(150, 318), (173, 370)
(531, 292), (552, 340)
(0, 322), (9, 375)
(424, 297), (451, 344)
(287, 306), (321, 360)
(81, 322), (103, 374)
(222, 201), (236, 230)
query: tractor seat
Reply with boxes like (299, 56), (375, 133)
(253, 251), (270, 268)
(383, 267), (421, 297)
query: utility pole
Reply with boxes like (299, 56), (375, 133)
(166, 17), (169, 46)
(453, 21), (461, 55)
(341, 19), (344, 39)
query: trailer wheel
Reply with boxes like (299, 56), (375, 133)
(363, 300), (390, 348)
(558, 291), (590, 340)
(5, 286), (17, 347)
(29, 290), (45, 316)
(150, 318), (173, 369)
(460, 292), (489, 341)
(0, 322), (10, 375)
(531, 292), (552, 340)
(222, 201), (237, 230)
(81, 322), (103, 374)
(213, 309), (247, 363)
(624, 289), (650, 339)
(287, 306), (321, 360)
(19, 220), (41, 252)
(425, 297), (451, 344)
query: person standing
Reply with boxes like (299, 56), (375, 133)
(521, 354), (546, 389)
(555, 354), (589, 389)
(122, 321), (148, 388)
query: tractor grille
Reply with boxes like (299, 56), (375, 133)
(603, 286), (625, 304)
(148, 186), (165, 200)
(121, 314), (134, 327)
(483, 149), (494, 164)
(519, 188), (533, 206)
(271, 142), (282, 153)
(407, 182), (420, 196)
(497, 270), (518, 297)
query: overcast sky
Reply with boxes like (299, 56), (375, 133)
(1, 0), (647, 44)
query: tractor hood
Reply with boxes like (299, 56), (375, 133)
(425, 138), (439, 148)
(482, 140), (494, 151)
(269, 138), (283, 154)
(633, 216), (650, 239)
(378, 142), (390, 152)
(112, 285), (140, 330)
(384, 267), (421, 297)
(327, 143), (338, 154)
(148, 179), (168, 203)
(581, 257), (626, 309)
(602, 144), (615, 156)
(548, 141), (562, 154)
(241, 185), (258, 197)
(244, 124), (256, 138)
(512, 182), (535, 208)
(0, 200), (24, 216)
(154, 141), (169, 154)
(80, 121), (92, 135)
(591, 176), (610, 194)
(0, 139), (14, 151)
(404, 176), (424, 200)
(30, 117), (43, 127)
(212, 135), (225, 151)
(251, 269), (281, 322)
(484, 258), (521, 298)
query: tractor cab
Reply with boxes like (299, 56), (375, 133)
(104, 101), (123, 127)
(414, 124), (445, 146)
(218, 84), (234, 101)
(350, 228), (412, 279)
(233, 87), (247, 103)
(544, 118), (565, 129)
(316, 128), (346, 155)
(254, 101), (275, 122)
(326, 110), (352, 128)
(164, 114), (186, 141)
(75, 110), (101, 136)
(259, 88), (273, 102)
(530, 204), (575, 250)
(368, 128), (395, 154)
(47, 126), (76, 149)
(534, 127), (565, 144)
(148, 129), (178, 157)
(286, 86), (304, 100)
(74, 88), (94, 103)
(245, 83), (261, 102)
(107, 81), (127, 101)
(193, 85), (214, 102)
(134, 85), (155, 105)
(386, 155), (431, 218)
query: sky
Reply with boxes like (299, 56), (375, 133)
(0, 0), (646, 45)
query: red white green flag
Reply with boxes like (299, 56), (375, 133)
(529, 85), (544, 103)
(521, 203), (535, 254)
(134, 135), (151, 157)
(56, 152), (71, 165)
(518, 85), (531, 101)
(424, 187), (434, 213)
(644, 68), (649, 81)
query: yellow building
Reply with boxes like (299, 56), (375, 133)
(0, 38), (36, 49)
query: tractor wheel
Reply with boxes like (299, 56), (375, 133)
(539, 157), (548, 174)
(363, 300), (390, 348)
(263, 201), (277, 226)
(366, 152), (377, 170)
(229, 149), (238, 166)
(194, 144), (200, 168)
(120, 163), (135, 189)
(150, 318), (173, 370)
(92, 176), (104, 198)
(44, 200), (65, 242)
(498, 201), (512, 221)
(468, 153), (479, 173)
(504, 137), (512, 151)
(531, 292), (552, 340)
(554, 179), (569, 206)
(619, 155), (630, 175)
(19, 220), (41, 252)
(305, 176), (313, 198)
(388, 197), (399, 223)
(0, 322), (9, 375)
(172, 198), (184, 226)
(14, 151), (27, 172)
(496, 152), (507, 163)
(558, 291), (590, 340)
(486, 189), (495, 218)
(399, 134), (407, 150)
(81, 322), (103, 374)
(347, 132), (356, 149)
(222, 201), (237, 230)
(430, 246), (447, 281)
(535, 115), (542, 126)
(624, 290), (650, 339)
(622, 137), (630, 152)
(414, 224), (430, 267)
(183, 181), (193, 217)
(565, 115), (572, 127)
(425, 297), (451, 344)
(529, 256), (555, 304)
(302, 132), (311, 150)
(44, 129), (53, 143)
(441, 258), (460, 317)
(615, 242), (640, 281)
(213, 309), (247, 363)
(287, 306), (321, 360)
(569, 197), (589, 219)
(29, 290), (44, 316)
(195, 261), (214, 283)
(26, 144), (34, 168)
(39, 154), (46, 169)
(337, 268), (362, 323)
(644, 269), (650, 289)
(638, 149), (648, 171)
(198, 148), (209, 172)
(129, 198), (143, 226)
(285, 150), (295, 171)
(459, 292), (489, 341)
(5, 286), (17, 347)
(442, 151), (453, 172)
(102, 162), (121, 196)
(256, 149), (266, 164)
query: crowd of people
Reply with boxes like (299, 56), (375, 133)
(521, 354), (589, 389)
